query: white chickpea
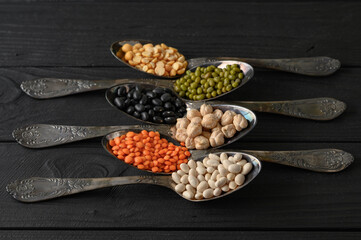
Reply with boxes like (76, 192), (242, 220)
(209, 130), (225, 147)
(194, 135), (210, 150)
(191, 117), (202, 125)
(211, 123), (222, 132)
(233, 114), (248, 131)
(186, 122), (202, 138)
(186, 109), (202, 120)
(176, 118), (190, 129)
(201, 131), (211, 139)
(213, 109), (223, 121)
(185, 137), (196, 149)
(175, 128), (187, 142)
(200, 103), (213, 116)
(221, 124), (237, 138)
(201, 113), (219, 129)
(221, 110), (236, 126)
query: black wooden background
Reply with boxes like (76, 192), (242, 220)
(0, 1), (360, 239)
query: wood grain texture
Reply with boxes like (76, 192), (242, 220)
(0, 67), (359, 142)
(0, 2), (360, 67)
(0, 230), (360, 240)
(1, 142), (359, 228)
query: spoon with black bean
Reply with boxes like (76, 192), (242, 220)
(20, 60), (346, 121)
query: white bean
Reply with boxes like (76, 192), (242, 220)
(177, 170), (185, 176)
(180, 174), (189, 184)
(208, 179), (216, 189)
(234, 153), (243, 162)
(215, 177), (227, 188)
(189, 168), (198, 177)
(237, 159), (247, 167)
(220, 152), (228, 161)
(211, 170), (219, 180)
(203, 188), (214, 199)
(228, 156), (235, 163)
(227, 173), (235, 181)
(172, 172), (181, 183)
(213, 188), (222, 196)
(222, 159), (232, 169)
(180, 163), (189, 173)
(196, 161), (204, 168)
(188, 175), (199, 188)
(205, 173), (211, 181)
(235, 174), (245, 186)
(197, 181), (209, 193)
(221, 185), (229, 192)
(197, 174), (205, 182)
(218, 164), (228, 176)
(175, 183), (185, 193)
(228, 164), (242, 174)
(216, 174), (222, 181)
(203, 157), (210, 167)
(188, 159), (197, 169)
(229, 181), (237, 190)
(208, 153), (220, 161)
(196, 166), (207, 175)
(186, 184), (195, 194)
(207, 159), (220, 167)
(207, 166), (215, 173)
(195, 192), (203, 200)
(183, 191), (194, 199)
(242, 162), (253, 175)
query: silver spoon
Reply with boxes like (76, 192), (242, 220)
(5, 147), (354, 203)
(111, 40), (341, 77)
(12, 103), (257, 149)
(20, 75), (346, 121)
(6, 150), (261, 203)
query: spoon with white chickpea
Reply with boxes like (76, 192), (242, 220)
(6, 150), (262, 202)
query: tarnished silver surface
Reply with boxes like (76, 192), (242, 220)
(6, 151), (261, 203)
(12, 103), (257, 149)
(242, 149), (354, 173)
(111, 40), (340, 77)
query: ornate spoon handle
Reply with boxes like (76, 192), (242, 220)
(20, 78), (172, 99)
(6, 175), (170, 202)
(238, 56), (341, 76)
(12, 124), (169, 148)
(229, 98), (346, 120)
(242, 149), (353, 172)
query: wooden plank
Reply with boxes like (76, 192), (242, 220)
(0, 230), (360, 240)
(0, 2), (360, 66)
(0, 67), (359, 142)
(0, 142), (359, 228)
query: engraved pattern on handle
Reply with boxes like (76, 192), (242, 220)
(235, 98), (346, 120)
(243, 149), (354, 172)
(6, 176), (169, 202)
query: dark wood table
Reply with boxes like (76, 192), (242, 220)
(1, 1), (360, 239)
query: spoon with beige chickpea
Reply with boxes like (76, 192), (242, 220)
(20, 62), (346, 121)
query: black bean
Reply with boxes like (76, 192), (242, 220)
(124, 98), (131, 107)
(154, 106), (165, 112)
(148, 109), (155, 117)
(135, 85), (143, 92)
(135, 104), (145, 112)
(175, 98), (184, 108)
(153, 116), (163, 123)
(164, 102), (175, 111)
(127, 89), (135, 99)
(139, 95), (148, 105)
(141, 111), (149, 121)
(153, 87), (165, 95)
(162, 111), (175, 117)
(144, 104), (151, 111)
(164, 117), (176, 124)
(116, 86), (126, 96)
(152, 98), (162, 106)
(164, 88), (173, 94)
(160, 93), (172, 102)
(146, 91), (156, 99)
(126, 106), (135, 115)
(129, 99), (137, 106)
(114, 97), (125, 109)
(133, 111), (141, 118)
(179, 107), (187, 113)
(176, 112), (184, 118)
(133, 90), (142, 100)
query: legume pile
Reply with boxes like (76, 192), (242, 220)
(117, 43), (188, 77)
(172, 153), (253, 200)
(109, 130), (190, 173)
(113, 85), (187, 124)
(173, 64), (244, 100)
(174, 103), (248, 150)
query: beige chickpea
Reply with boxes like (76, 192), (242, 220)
(186, 109), (202, 121)
(221, 110), (236, 126)
(221, 124), (237, 138)
(201, 114), (219, 129)
(186, 122), (202, 138)
(213, 109), (223, 121)
(201, 131), (211, 139)
(185, 137), (196, 149)
(194, 135), (210, 150)
(209, 130), (225, 147)
(211, 123), (222, 132)
(233, 114), (248, 131)
(175, 128), (188, 142)
(200, 104), (213, 116)
(191, 117), (202, 125)
(176, 118), (190, 129)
